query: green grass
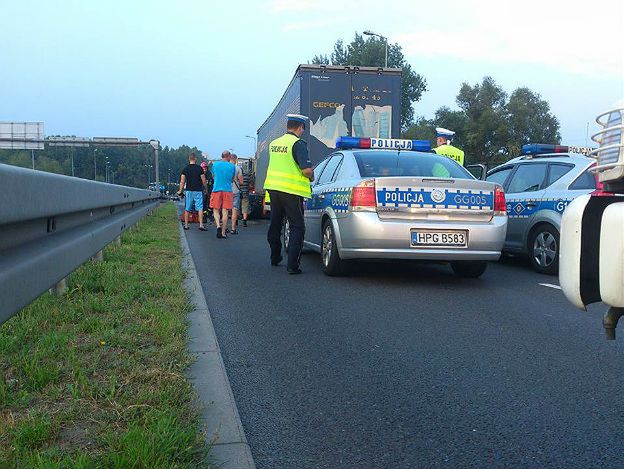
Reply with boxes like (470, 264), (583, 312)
(0, 203), (210, 468)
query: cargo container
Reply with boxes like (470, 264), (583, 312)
(255, 64), (402, 193)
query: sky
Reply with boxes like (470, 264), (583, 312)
(1, 0), (623, 158)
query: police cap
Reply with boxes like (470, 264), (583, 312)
(287, 114), (309, 125)
(436, 127), (455, 139)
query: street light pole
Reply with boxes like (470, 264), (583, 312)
(149, 140), (160, 193)
(144, 164), (151, 187)
(245, 135), (257, 157)
(363, 30), (388, 67)
(93, 148), (98, 180)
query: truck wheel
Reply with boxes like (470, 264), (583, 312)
(321, 220), (347, 276)
(450, 261), (488, 278)
(528, 224), (559, 275)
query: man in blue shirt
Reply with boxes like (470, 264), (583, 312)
(210, 150), (236, 239)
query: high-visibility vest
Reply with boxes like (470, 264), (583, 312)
(434, 144), (465, 166)
(264, 133), (311, 198)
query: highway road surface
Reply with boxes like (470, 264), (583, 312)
(183, 217), (624, 469)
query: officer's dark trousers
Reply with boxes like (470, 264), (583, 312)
(267, 190), (305, 270)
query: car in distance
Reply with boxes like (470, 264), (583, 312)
(485, 144), (599, 274)
(301, 137), (508, 277)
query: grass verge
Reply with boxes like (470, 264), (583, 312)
(0, 202), (210, 468)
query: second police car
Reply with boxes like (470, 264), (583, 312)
(299, 137), (508, 277)
(485, 144), (599, 274)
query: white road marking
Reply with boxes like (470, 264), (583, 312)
(539, 283), (562, 290)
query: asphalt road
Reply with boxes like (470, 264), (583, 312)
(182, 215), (624, 469)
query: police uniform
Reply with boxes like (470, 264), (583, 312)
(434, 127), (465, 166)
(264, 114), (313, 273)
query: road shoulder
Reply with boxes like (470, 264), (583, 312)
(178, 222), (255, 469)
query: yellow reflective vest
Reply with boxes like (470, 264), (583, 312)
(434, 144), (465, 166)
(264, 133), (311, 198)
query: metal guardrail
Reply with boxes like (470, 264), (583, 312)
(0, 163), (160, 325)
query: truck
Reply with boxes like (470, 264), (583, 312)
(254, 64), (402, 197)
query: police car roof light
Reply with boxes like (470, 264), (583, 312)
(521, 143), (569, 155)
(336, 136), (370, 149)
(335, 136), (431, 151)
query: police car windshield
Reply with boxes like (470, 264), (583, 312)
(353, 151), (473, 179)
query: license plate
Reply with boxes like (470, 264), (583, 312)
(411, 230), (467, 247)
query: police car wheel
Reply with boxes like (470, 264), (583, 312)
(321, 221), (346, 276)
(450, 261), (487, 278)
(528, 224), (559, 275)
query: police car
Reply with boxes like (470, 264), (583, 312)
(485, 144), (599, 274)
(300, 137), (508, 277)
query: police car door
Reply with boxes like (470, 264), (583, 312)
(311, 154), (344, 246)
(504, 163), (548, 251)
(306, 155), (342, 247)
(304, 157), (329, 245)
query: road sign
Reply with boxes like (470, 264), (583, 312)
(92, 137), (140, 146)
(47, 136), (90, 147)
(0, 122), (44, 149)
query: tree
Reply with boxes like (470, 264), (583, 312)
(402, 116), (435, 141)
(403, 77), (561, 165)
(311, 33), (427, 131)
(0, 142), (204, 189)
(505, 88), (561, 156)
(456, 76), (509, 163)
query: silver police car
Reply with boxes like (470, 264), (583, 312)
(485, 144), (598, 274)
(301, 137), (508, 277)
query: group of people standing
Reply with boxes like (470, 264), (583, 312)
(177, 117), (465, 275)
(178, 150), (253, 238)
(176, 114), (313, 274)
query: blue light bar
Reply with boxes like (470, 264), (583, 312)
(336, 136), (367, 149)
(521, 143), (569, 155)
(335, 136), (431, 151)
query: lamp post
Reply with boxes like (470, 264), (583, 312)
(105, 157), (110, 183)
(93, 148), (98, 180)
(144, 164), (153, 188)
(245, 135), (257, 157)
(363, 30), (388, 68)
(149, 140), (160, 194)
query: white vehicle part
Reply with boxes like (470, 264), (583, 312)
(591, 108), (624, 184)
(559, 195), (592, 309)
(599, 202), (624, 307)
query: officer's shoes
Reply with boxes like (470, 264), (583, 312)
(271, 256), (283, 266)
(287, 268), (302, 275)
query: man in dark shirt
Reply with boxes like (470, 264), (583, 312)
(177, 153), (207, 231)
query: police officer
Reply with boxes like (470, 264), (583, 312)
(264, 114), (314, 274)
(434, 127), (465, 166)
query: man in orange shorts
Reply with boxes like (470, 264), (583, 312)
(210, 151), (236, 239)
